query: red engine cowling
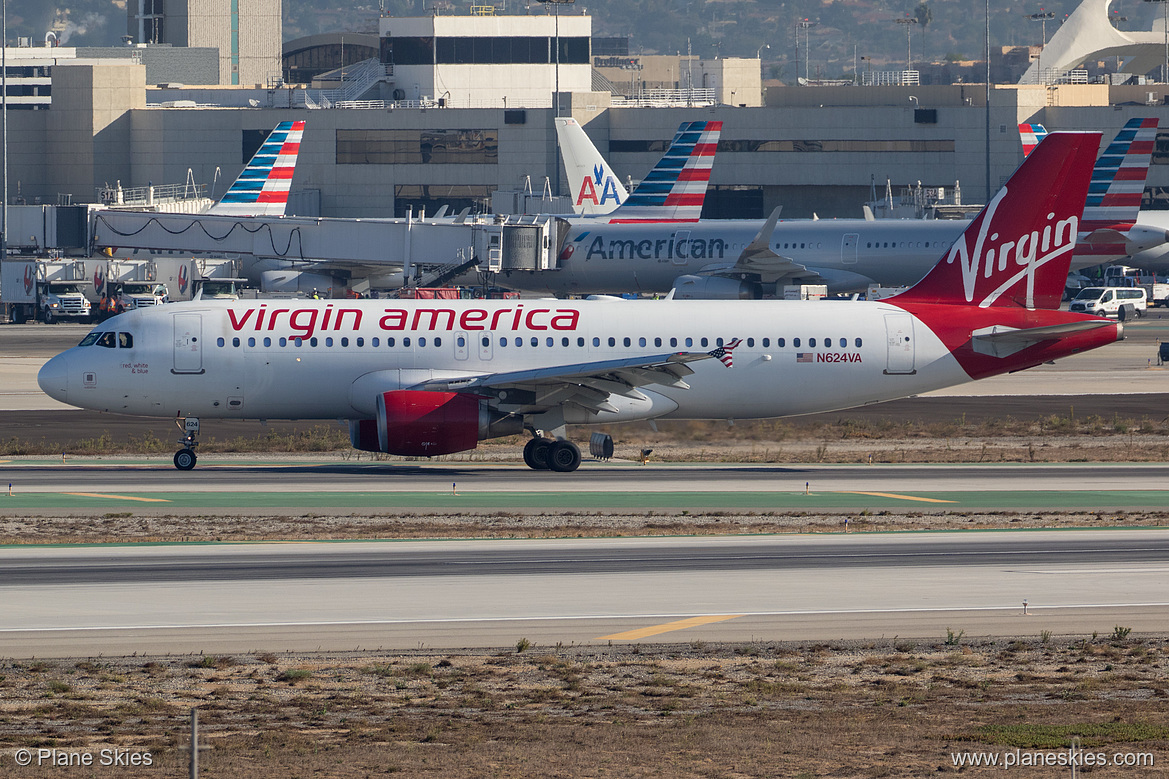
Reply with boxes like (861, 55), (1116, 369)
(375, 390), (480, 456)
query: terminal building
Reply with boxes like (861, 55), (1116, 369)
(2, 1), (1169, 232)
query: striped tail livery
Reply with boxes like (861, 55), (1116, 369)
(608, 121), (721, 223)
(209, 120), (305, 217)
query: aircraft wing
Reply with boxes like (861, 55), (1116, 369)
(413, 351), (713, 413)
(699, 206), (825, 284)
(971, 320), (1114, 358)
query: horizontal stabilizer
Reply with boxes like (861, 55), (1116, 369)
(971, 320), (1114, 358)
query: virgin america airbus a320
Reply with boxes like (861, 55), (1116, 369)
(39, 132), (1120, 472)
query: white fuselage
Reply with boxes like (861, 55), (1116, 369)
(40, 299), (968, 424)
(499, 218), (1122, 296)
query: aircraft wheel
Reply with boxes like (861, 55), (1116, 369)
(523, 438), (551, 470)
(548, 440), (582, 473)
(174, 448), (197, 471)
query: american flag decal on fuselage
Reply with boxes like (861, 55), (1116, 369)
(707, 337), (742, 368)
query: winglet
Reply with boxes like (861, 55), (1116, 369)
(890, 132), (1101, 310)
(210, 120), (305, 217)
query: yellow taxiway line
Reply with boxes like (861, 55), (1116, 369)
(598, 614), (743, 641)
(62, 492), (172, 503)
(836, 491), (957, 504)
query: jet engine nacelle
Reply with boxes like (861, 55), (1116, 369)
(670, 275), (762, 300)
(259, 270), (342, 295)
(350, 391), (522, 456)
(1124, 225), (1169, 255)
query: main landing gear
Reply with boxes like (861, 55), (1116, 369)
(174, 416), (200, 471)
(523, 436), (582, 472)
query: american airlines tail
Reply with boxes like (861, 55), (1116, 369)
(1018, 122), (1048, 157)
(208, 120), (305, 217)
(607, 120), (722, 223)
(555, 117), (629, 216)
(1080, 117), (1158, 233)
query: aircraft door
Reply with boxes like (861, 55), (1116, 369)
(478, 331), (494, 361)
(842, 233), (859, 264)
(455, 331), (469, 361)
(672, 231), (691, 266)
(883, 314), (915, 375)
(172, 312), (204, 374)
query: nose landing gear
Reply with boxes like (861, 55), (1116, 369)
(174, 416), (200, 470)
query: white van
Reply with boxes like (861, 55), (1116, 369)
(1068, 286), (1147, 318)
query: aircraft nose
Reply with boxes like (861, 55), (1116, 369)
(37, 352), (70, 403)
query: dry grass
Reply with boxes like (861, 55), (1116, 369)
(1, 638), (1167, 776)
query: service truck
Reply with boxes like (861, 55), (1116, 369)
(1, 259), (94, 323)
(1103, 265), (1169, 307)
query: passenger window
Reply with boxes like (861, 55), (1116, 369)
(263, 337), (271, 347)
(623, 337), (631, 347)
(839, 338), (846, 348)
(233, 337), (241, 348)
(654, 337), (662, 347)
(388, 338), (395, 347)
(372, 337), (380, 347)
(309, 337), (317, 347)
(592, 337), (600, 347)
(685, 337), (693, 347)
(762, 338), (770, 347)
(546, 337), (554, 347)
(357, 337), (365, 347)
(531, 337), (538, 347)
(716, 337), (724, 347)
(777, 338), (785, 347)
(562, 337), (569, 347)
(279, 337), (287, 347)
(515, 337), (522, 347)
(341, 337), (349, 347)
(608, 337), (616, 347)
(809, 338), (816, 347)
(458, 336), (466, 347)
(294, 338), (303, 347)
(248, 337), (256, 347)
(216, 337), (225, 348)
(401, 337), (409, 347)
(747, 337), (755, 347)
(639, 337), (647, 347)
(500, 337), (507, 347)
(481, 337), (488, 347)
(419, 337), (427, 347)
(669, 337), (677, 347)
(793, 338), (801, 347)
(700, 337), (708, 347)
(119, 333), (134, 348)
(855, 338), (862, 347)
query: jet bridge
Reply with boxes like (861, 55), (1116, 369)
(88, 210), (565, 280)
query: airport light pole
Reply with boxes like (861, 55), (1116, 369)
(536, 0), (575, 116)
(2, 0), (7, 269)
(893, 17), (918, 74)
(1029, 10), (1055, 80)
(795, 19), (816, 83)
(757, 42), (769, 85)
(1144, 0), (1169, 83)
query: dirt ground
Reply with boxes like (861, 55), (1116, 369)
(1, 638), (1166, 777)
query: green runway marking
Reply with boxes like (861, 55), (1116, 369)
(2, 490), (1169, 510)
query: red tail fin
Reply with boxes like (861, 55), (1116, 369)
(891, 132), (1101, 310)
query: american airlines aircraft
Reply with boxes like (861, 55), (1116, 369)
(40, 133), (1120, 473)
(498, 120), (1159, 299)
(207, 121), (305, 217)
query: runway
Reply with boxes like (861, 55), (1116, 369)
(2, 459), (1169, 511)
(1, 529), (1165, 657)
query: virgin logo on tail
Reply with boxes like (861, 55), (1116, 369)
(893, 132), (1099, 311)
(945, 188), (1079, 308)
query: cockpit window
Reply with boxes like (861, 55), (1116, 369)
(96, 332), (117, 349)
(118, 332), (133, 348)
(78, 333), (100, 347)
